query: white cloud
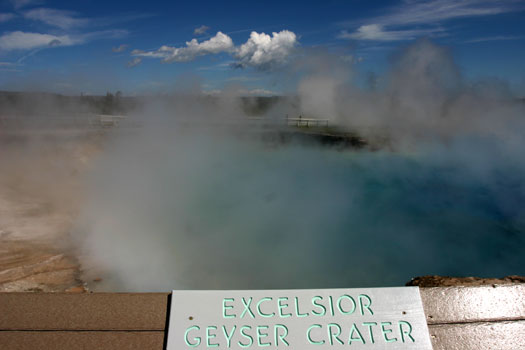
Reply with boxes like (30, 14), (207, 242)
(0, 64), (22, 72)
(340, 24), (441, 41)
(340, 0), (524, 42)
(23, 8), (88, 29)
(127, 57), (142, 68)
(194, 25), (210, 35)
(133, 31), (234, 63)
(356, 0), (524, 27)
(0, 30), (127, 52)
(131, 48), (166, 58)
(132, 30), (298, 70)
(80, 30), (128, 42)
(464, 35), (524, 43)
(197, 61), (234, 71)
(234, 30), (298, 69)
(0, 13), (15, 22)
(0, 31), (76, 51)
(10, 0), (43, 9)
(112, 44), (129, 53)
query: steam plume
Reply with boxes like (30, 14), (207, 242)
(75, 40), (525, 291)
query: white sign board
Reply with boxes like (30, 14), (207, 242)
(166, 287), (433, 349)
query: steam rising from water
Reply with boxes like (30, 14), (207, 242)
(76, 40), (525, 291)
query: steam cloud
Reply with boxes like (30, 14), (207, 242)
(74, 39), (525, 291)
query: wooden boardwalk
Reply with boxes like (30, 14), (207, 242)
(0, 284), (524, 349)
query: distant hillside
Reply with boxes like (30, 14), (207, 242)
(0, 91), (290, 117)
(0, 91), (136, 117)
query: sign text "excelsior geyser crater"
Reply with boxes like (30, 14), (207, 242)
(166, 288), (433, 350)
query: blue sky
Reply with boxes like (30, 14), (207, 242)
(0, 0), (524, 95)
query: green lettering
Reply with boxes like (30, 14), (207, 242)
(337, 294), (356, 315)
(399, 321), (415, 343)
(257, 325), (271, 347)
(294, 297), (309, 317)
(184, 326), (200, 347)
(239, 326), (253, 348)
(278, 297), (292, 318)
(222, 325), (236, 348)
(311, 296), (326, 316)
(348, 323), (366, 344)
(381, 322), (397, 343)
(362, 322), (377, 344)
(206, 326), (219, 347)
(327, 323), (344, 345)
(359, 294), (374, 315)
(241, 297), (256, 318)
(274, 324), (289, 346)
(256, 297), (275, 318)
(307, 324), (325, 345)
(223, 298), (236, 319)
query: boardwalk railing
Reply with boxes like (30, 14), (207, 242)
(1, 115), (331, 129)
(286, 117), (330, 127)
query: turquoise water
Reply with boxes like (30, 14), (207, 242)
(86, 134), (525, 290)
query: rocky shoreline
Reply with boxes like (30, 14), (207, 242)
(406, 275), (525, 287)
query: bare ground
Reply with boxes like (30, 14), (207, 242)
(0, 130), (103, 292)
